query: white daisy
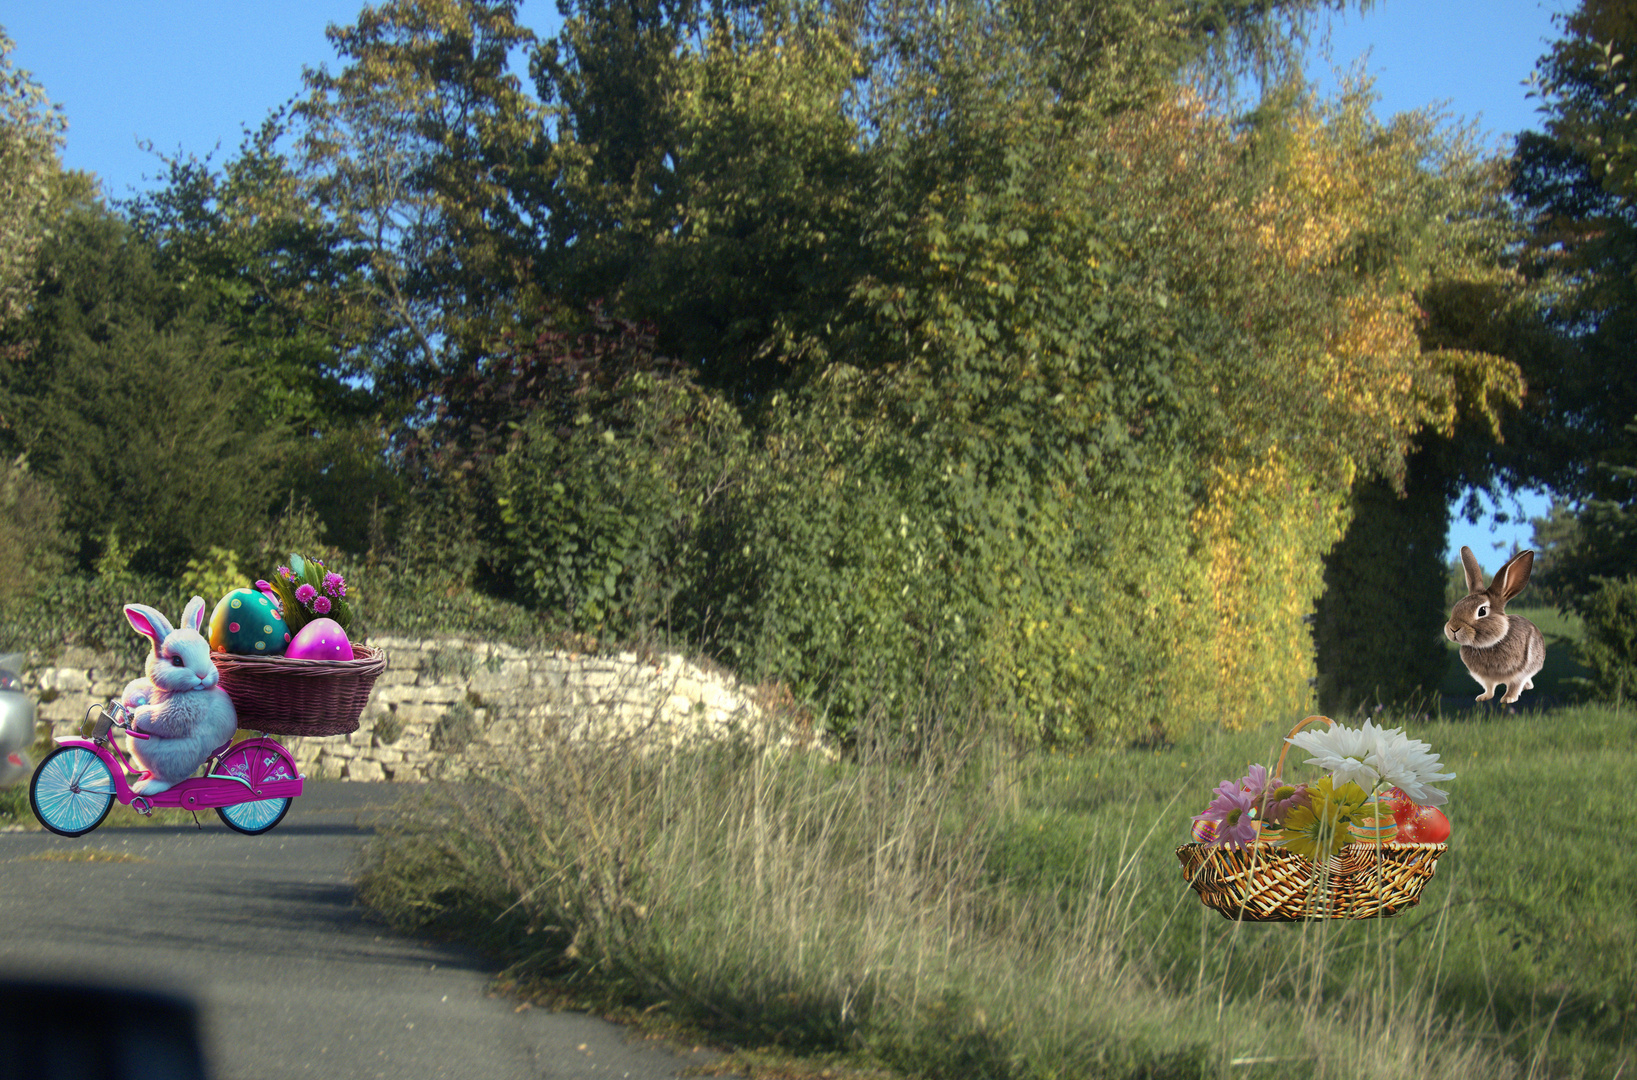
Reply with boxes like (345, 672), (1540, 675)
(1366, 730), (1455, 806)
(1285, 720), (1398, 791)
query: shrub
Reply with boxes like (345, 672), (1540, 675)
(1577, 576), (1637, 700)
(709, 372), (1216, 750)
(0, 454), (73, 610)
(0, 567), (191, 659)
(491, 367), (751, 638)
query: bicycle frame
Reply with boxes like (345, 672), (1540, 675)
(57, 706), (303, 814)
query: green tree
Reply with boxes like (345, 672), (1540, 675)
(1524, 498), (1584, 606)
(0, 191), (291, 573)
(124, 127), (398, 555)
(290, 0), (547, 417)
(539, 1), (872, 400)
(1312, 451), (1454, 715)
(533, 0), (1376, 404)
(1577, 573), (1637, 701)
(124, 126), (372, 434)
(1510, 0), (1637, 609)
(0, 27), (63, 336)
(1308, 101), (1539, 714)
(506, 0), (1533, 742)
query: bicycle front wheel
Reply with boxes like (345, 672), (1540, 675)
(30, 745), (117, 837)
(213, 742), (296, 835)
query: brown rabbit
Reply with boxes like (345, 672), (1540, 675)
(1445, 546), (1546, 705)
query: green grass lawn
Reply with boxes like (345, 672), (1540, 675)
(355, 691), (1637, 1080)
(1015, 703), (1635, 1077)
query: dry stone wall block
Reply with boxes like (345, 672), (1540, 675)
(19, 635), (816, 783)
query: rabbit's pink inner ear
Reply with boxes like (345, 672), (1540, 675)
(125, 606), (161, 643)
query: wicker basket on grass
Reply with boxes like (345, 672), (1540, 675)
(210, 646), (387, 736)
(1176, 714), (1448, 921)
(1177, 839), (1446, 921)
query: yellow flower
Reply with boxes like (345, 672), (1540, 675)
(1280, 776), (1369, 861)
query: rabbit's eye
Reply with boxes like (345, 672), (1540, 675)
(1477, 605), (1488, 618)
(170, 655), (185, 666)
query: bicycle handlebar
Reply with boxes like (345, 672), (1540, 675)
(91, 702), (151, 740)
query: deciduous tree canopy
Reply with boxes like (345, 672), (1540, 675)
(7, 0), (1585, 736)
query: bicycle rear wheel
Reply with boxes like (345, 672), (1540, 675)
(30, 745), (117, 837)
(213, 742), (297, 835)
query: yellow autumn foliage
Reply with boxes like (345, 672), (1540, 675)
(1129, 86), (1527, 732)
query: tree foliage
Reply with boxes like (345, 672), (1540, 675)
(3, 0), (1550, 744)
(1577, 574), (1637, 701)
(0, 191), (291, 574)
(456, 0), (1522, 741)
(124, 130), (371, 434)
(124, 131), (400, 555)
(1510, 0), (1637, 664)
(290, 0), (547, 417)
(0, 453), (71, 609)
(1513, 2), (1636, 494)
(0, 27), (63, 335)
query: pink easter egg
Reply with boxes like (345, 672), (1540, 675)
(285, 617), (354, 661)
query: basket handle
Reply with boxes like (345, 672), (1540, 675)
(1272, 714), (1333, 784)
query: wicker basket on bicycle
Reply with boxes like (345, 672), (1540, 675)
(1176, 715), (1448, 922)
(210, 646), (387, 736)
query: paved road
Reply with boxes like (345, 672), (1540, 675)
(0, 781), (735, 1080)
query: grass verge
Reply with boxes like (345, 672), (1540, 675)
(355, 692), (1635, 1080)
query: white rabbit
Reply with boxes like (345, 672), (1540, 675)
(120, 597), (238, 795)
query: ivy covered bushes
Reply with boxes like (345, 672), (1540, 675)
(4, 0), (1568, 747)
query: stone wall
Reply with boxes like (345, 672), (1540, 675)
(21, 636), (804, 781)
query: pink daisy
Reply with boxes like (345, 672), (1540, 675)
(1191, 786), (1257, 848)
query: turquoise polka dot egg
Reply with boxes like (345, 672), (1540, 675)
(209, 588), (290, 656)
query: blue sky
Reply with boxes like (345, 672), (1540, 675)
(3, 0), (1574, 561)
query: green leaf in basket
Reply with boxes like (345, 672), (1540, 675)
(289, 553), (306, 580)
(272, 575), (309, 635)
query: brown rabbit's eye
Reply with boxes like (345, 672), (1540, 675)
(1477, 605), (1488, 618)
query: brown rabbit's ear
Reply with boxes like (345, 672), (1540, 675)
(1492, 549), (1534, 603)
(1459, 546), (1486, 594)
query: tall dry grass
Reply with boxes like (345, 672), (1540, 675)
(356, 687), (1546, 1080)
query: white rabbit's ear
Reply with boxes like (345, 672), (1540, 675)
(181, 596), (208, 633)
(1459, 546), (1486, 594)
(124, 604), (174, 651)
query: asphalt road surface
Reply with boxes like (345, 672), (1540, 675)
(0, 781), (736, 1080)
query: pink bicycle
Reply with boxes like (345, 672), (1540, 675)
(29, 701), (303, 837)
